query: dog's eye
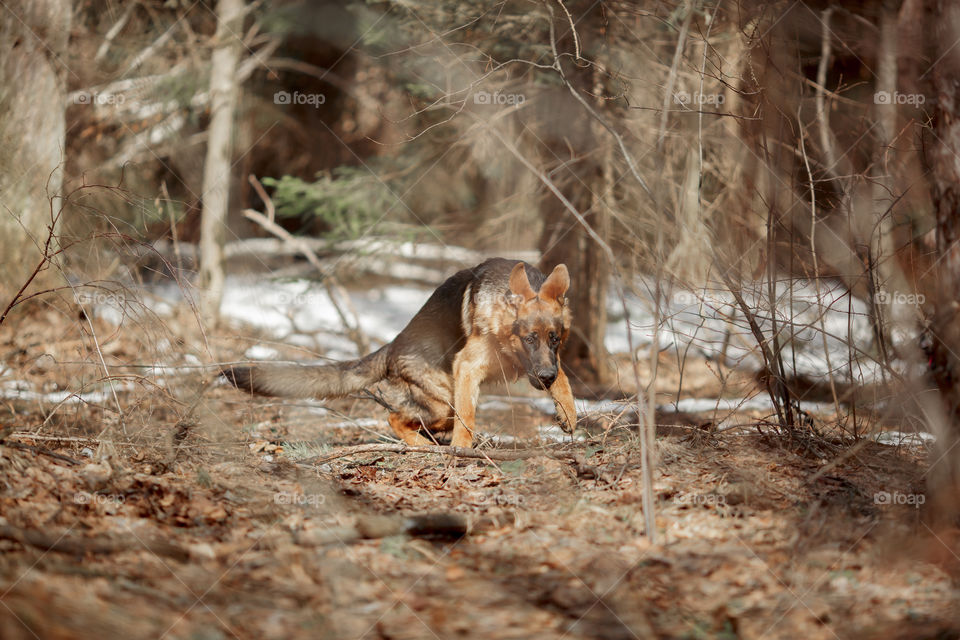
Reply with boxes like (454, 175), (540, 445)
(549, 332), (560, 346)
(524, 333), (537, 345)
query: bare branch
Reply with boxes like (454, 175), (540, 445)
(657, 0), (694, 149)
(244, 175), (371, 355)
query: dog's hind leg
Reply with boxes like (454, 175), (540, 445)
(375, 372), (453, 445)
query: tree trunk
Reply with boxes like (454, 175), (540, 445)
(199, 0), (244, 323)
(0, 0), (71, 293)
(871, 0), (911, 353)
(539, 181), (612, 391)
(925, 0), (960, 521)
(538, 29), (614, 391)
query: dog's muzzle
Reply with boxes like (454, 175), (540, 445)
(528, 369), (557, 390)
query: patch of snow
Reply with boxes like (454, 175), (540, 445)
(536, 424), (585, 442)
(146, 363), (183, 378)
(486, 396), (607, 417)
(0, 380), (111, 405)
(874, 431), (935, 447)
(150, 299), (174, 316)
(606, 276), (895, 387)
(480, 392), (836, 422)
(93, 303), (125, 326)
(351, 285), (431, 344)
(327, 418), (381, 429)
(219, 278), (338, 340)
(715, 414), (760, 432)
(482, 425), (583, 445)
(525, 397), (557, 415)
(245, 345), (280, 360)
(207, 275), (432, 358)
(478, 400), (514, 412)
(667, 396), (836, 415)
(578, 399), (633, 414)
(482, 432), (518, 445)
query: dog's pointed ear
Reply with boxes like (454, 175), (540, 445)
(539, 264), (570, 302)
(509, 263), (537, 303)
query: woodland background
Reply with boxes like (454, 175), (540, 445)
(1, 1), (959, 638)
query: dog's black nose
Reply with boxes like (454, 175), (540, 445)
(536, 371), (557, 389)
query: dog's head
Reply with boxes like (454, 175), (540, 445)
(507, 263), (571, 390)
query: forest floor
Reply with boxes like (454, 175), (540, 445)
(0, 301), (957, 640)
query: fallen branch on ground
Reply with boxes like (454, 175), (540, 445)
(1, 440), (80, 466)
(0, 524), (190, 560)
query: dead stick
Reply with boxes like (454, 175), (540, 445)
(2, 440), (80, 466)
(7, 433), (137, 446)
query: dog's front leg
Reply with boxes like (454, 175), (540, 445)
(451, 336), (489, 448)
(550, 364), (577, 433)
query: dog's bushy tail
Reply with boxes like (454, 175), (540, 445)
(222, 346), (388, 399)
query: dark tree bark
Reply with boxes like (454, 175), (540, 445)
(538, 155), (613, 390)
(536, 7), (614, 390)
(924, 0), (960, 519)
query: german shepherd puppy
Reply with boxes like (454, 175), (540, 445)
(222, 258), (576, 448)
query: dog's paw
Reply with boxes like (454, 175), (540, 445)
(450, 432), (474, 448)
(555, 404), (577, 433)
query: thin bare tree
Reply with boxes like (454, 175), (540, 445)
(199, 0), (245, 323)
